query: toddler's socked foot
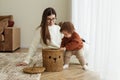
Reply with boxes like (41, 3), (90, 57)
(63, 64), (69, 69)
(82, 65), (89, 70)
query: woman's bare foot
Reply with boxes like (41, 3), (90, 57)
(16, 62), (28, 66)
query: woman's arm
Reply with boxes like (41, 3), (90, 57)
(23, 28), (41, 64)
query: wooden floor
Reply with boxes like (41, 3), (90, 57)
(41, 64), (100, 80)
(15, 48), (101, 80)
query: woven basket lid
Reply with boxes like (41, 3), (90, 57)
(23, 67), (45, 74)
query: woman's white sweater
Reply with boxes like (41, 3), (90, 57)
(24, 25), (63, 64)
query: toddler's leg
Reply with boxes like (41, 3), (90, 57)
(63, 51), (72, 69)
(75, 49), (88, 70)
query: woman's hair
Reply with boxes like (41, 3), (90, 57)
(60, 21), (75, 34)
(39, 7), (56, 45)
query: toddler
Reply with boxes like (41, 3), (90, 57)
(60, 22), (88, 70)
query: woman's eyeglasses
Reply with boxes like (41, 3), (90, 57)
(47, 18), (57, 22)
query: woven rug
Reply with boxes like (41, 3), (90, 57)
(0, 52), (42, 80)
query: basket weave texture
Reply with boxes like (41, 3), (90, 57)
(42, 48), (64, 72)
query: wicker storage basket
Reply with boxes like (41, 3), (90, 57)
(42, 48), (64, 72)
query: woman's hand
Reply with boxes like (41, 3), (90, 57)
(16, 62), (28, 66)
(60, 47), (66, 51)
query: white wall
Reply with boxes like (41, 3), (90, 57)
(0, 0), (71, 48)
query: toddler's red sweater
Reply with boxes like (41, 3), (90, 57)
(61, 32), (83, 51)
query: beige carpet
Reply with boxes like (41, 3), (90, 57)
(0, 52), (42, 80)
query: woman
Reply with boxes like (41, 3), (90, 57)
(17, 7), (62, 66)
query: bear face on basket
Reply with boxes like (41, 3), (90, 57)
(47, 52), (62, 63)
(42, 49), (64, 72)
